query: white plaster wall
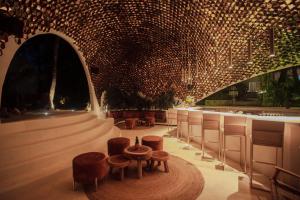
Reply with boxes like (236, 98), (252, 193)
(0, 113), (116, 193)
(0, 30), (104, 118)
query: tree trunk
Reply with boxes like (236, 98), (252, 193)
(49, 38), (60, 110)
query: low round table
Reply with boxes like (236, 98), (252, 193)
(123, 145), (152, 179)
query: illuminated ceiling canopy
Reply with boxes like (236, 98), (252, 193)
(0, 0), (300, 99)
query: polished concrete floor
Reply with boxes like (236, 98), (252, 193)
(0, 125), (272, 200)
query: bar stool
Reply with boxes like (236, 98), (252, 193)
(222, 115), (247, 172)
(202, 113), (221, 160)
(250, 120), (285, 190)
(187, 110), (203, 145)
(167, 109), (177, 132)
(177, 109), (188, 140)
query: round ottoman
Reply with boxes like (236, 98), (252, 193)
(107, 137), (130, 156)
(107, 154), (130, 180)
(142, 135), (163, 151)
(72, 152), (108, 191)
(151, 150), (170, 173)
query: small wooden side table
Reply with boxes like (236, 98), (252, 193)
(123, 145), (152, 179)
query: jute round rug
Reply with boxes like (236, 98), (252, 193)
(85, 155), (205, 200)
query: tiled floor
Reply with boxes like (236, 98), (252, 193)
(0, 125), (272, 200)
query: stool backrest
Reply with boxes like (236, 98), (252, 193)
(252, 120), (284, 147)
(188, 110), (203, 125)
(177, 109), (188, 122)
(203, 113), (220, 130)
(167, 109), (177, 120)
(224, 116), (247, 136)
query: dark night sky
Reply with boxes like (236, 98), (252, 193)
(1, 34), (90, 110)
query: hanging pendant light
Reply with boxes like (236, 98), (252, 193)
(215, 50), (218, 68)
(204, 59), (207, 75)
(195, 57), (199, 78)
(228, 44), (233, 69)
(247, 39), (253, 65)
(181, 68), (185, 82)
(269, 27), (275, 57)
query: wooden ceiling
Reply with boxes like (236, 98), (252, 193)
(1, 0), (300, 99)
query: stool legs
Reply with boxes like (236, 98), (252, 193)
(250, 142), (283, 191)
(151, 160), (169, 173)
(73, 180), (76, 191)
(164, 161), (169, 173)
(188, 125), (191, 145)
(120, 168), (124, 181)
(137, 160), (142, 179)
(250, 141), (254, 188)
(177, 121), (182, 140)
(222, 135), (247, 172)
(94, 177), (98, 191)
(202, 128), (221, 160)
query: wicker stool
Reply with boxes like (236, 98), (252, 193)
(107, 137), (130, 156)
(107, 154), (130, 181)
(151, 151), (170, 173)
(142, 135), (163, 150)
(72, 152), (108, 191)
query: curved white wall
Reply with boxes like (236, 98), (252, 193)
(0, 113), (116, 193)
(0, 30), (103, 118)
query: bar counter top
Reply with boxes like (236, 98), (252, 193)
(176, 107), (300, 123)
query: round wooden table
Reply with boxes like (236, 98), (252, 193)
(124, 145), (152, 179)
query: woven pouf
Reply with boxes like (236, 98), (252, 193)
(142, 135), (163, 151)
(72, 152), (108, 191)
(107, 137), (130, 156)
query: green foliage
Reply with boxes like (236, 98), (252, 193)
(105, 87), (175, 110)
(154, 90), (176, 110)
(197, 66), (300, 108)
(260, 67), (300, 108)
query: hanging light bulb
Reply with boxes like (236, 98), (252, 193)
(204, 59), (207, 75)
(228, 44), (233, 69)
(181, 68), (185, 82)
(215, 50), (218, 68)
(195, 60), (199, 78)
(185, 68), (188, 83)
(247, 39), (253, 65)
(269, 27), (275, 57)
(188, 61), (191, 82)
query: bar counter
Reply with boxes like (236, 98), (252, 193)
(173, 107), (300, 181)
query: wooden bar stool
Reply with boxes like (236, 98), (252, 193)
(167, 109), (177, 132)
(177, 109), (188, 140)
(187, 110), (203, 146)
(202, 113), (221, 160)
(250, 120), (285, 191)
(222, 115), (247, 172)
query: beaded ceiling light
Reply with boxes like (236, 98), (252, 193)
(0, 0), (300, 99)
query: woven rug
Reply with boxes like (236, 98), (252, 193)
(85, 155), (205, 200)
